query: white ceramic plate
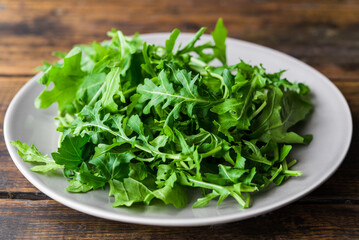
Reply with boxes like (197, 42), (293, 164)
(4, 33), (352, 226)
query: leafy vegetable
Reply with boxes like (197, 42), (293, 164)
(11, 18), (312, 209)
(11, 141), (64, 173)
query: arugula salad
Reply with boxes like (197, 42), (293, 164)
(11, 19), (312, 209)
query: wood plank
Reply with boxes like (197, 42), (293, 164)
(0, 199), (358, 239)
(1, 0), (359, 77)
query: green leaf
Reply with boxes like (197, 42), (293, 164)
(101, 67), (125, 112)
(243, 167), (256, 184)
(89, 153), (132, 181)
(218, 164), (248, 183)
(77, 163), (107, 190)
(192, 192), (219, 208)
(51, 135), (90, 169)
(243, 140), (272, 165)
(279, 144), (292, 162)
(146, 184), (188, 208)
(109, 178), (152, 207)
(174, 128), (194, 155)
(77, 73), (106, 105)
(281, 91), (312, 131)
(166, 29), (181, 55)
(178, 27), (207, 54)
(211, 98), (243, 115)
(252, 87), (310, 144)
(211, 18), (227, 65)
(35, 48), (86, 114)
(11, 140), (64, 173)
(137, 69), (213, 116)
(66, 179), (93, 193)
(141, 42), (156, 77)
(129, 162), (150, 181)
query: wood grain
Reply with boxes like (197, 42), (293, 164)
(1, 0), (359, 77)
(1, 0), (359, 238)
(0, 199), (359, 240)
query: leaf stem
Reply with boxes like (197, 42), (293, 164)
(88, 84), (105, 107)
(123, 86), (137, 96)
(200, 146), (222, 158)
(250, 101), (267, 120)
(229, 191), (246, 207)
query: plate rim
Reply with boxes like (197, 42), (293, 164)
(4, 33), (353, 226)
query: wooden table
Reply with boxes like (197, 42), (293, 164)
(1, 0), (358, 239)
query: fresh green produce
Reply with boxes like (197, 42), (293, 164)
(11, 19), (312, 209)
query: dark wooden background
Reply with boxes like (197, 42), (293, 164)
(1, 0), (358, 239)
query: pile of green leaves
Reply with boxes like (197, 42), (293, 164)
(11, 19), (312, 209)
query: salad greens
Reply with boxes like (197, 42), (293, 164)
(11, 18), (312, 209)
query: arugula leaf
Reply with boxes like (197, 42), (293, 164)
(89, 153), (131, 181)
(101, 67), (125, 111)
(192, 192), (219, 208)
(35, 48), (86, 114)
(12, 19), (313, 210)
(76, 73), (106, 105)
(251, 87), (310, 144)
(281, 90), (312, 131)
(66, 179), (93, 193)
(166, 29), (181, 55)
(141, 42), (156, 77)
(178, 27), (207, 55)
(76, 163), (107, 189)
(11, 141), (64, 173)
(148, 184), (188, 208)
(51, 134), (91, 169)
(211, 18), (227, 65)
(109, 178), (152, 207)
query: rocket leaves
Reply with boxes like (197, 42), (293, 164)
(51, 134), (91, 169)
(35, 48), (86, 114)
(10, 141), (64, 173)
(212, 18), (227, 65)
(11, 19), (312, 209)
